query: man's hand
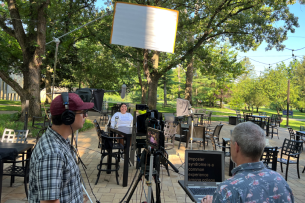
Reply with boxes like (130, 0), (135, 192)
(201, 195), (213, 203)
(83, 194), (89, 203)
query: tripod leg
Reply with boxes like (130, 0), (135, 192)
(154, 174), (162, 203)
(126, 172), (144, 203)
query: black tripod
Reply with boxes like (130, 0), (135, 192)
(126, 148), (179, 203)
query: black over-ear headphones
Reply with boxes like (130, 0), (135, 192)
(61, 92), (75, 125)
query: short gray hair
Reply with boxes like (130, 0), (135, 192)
(231, 122), (266, 160)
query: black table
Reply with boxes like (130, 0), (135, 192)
(248, 115), (270, 137)
(229, 116), (238, 125)
(108, 126), (132, 187)
(0, 143), (34, 200)
(296, 131), (305, 141)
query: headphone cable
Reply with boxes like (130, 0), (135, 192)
(70, 126), (101, 203)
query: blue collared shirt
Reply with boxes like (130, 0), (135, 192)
(213, 162), (294, 203)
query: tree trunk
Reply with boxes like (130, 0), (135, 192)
(163, 75), (167, 106)
(28, 61), (42, 117)
(139, 50), (148, 104)
(145, 51), (160, 109)
(147, 75), (159, 109)
(141, 84), (147, 104)
(184, 57), (194, 105)
(220, 96), (223, 108)
(256, 107), (259, 112)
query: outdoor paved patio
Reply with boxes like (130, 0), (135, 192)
(1, 112), (305, 202)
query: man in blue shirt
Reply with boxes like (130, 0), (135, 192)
(202, 121), (294, 203)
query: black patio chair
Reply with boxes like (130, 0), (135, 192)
(269, 114), (279, 139)
(210, 137), (234, 175)
(288, 127), (296, 140)
(95, 129), (124, 185)
(205, 124), (224, 146)
(32, 114), (51, 143)
(2, 153), (30, 199)
(260, 146), (278, 171)
(277, 138), (303, 181)
(236, 114), (243, 123)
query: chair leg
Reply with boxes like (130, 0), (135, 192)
(297, 160), (300, 179)
(303, 166), (305, 173)
(285, 163), (289, 181)
(115, 158), (119, 185)
(95, 156), (104, 185)
(280, 161), (283, 173)
(24, 176), (28, 199)
(178, 136), (181, 149)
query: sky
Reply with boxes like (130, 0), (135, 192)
(236, 3), (305, 75)
(95, 1), (305, 75)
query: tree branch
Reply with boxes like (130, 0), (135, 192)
(0, 16), (16, 38)
(0, 71), (25, 98)
(6, 0), (28, 52)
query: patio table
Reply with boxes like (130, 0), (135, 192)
(108, 126), (132, 187)
(248, 115), (270, 136)
(0, 143), (34, 200)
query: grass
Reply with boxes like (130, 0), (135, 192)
(81, 119), (95, 132)
(0, 105), (21, 111)
(0, 100), (21, 105)
(211, 117), (229, 122)
(279, 118), (305, 131)
(0, 113), (94, 139)
(0, 113), (40, 138)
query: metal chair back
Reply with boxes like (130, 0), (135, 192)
(281, 138), (302, 159)
(15, 130), (29, 143)
(260, 146), (278, 170)
(1, 129), (16, 143)
(287, 127), (295, 140)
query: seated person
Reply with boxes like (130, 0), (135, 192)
(202, 121), (294, 203)
(111, 103), (133, 127)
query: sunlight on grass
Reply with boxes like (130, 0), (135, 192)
(0, 105), (21, 111)
(0, 100), (21, 105)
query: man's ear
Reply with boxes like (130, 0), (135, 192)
(235, 142), (240, 154)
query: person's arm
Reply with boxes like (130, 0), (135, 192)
(41, 200), (60, 203)
(35, 154), (64, 202)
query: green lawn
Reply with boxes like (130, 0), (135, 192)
(0, 100), (21, 105)
(0, 105), (21, 111)
(0, 113), (94, 138)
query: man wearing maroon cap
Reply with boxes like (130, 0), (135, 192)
(29, 93), (94, 203)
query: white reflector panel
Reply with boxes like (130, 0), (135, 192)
(110, 2), (179, 53)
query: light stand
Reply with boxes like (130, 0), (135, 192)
(147, 147), (154, 203)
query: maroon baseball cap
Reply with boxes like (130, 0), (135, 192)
(50, 93), (94, 115)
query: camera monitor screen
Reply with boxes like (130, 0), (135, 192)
(146, 127), (160, 149)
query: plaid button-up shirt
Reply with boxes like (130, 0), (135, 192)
(29, 127), (83, 203)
